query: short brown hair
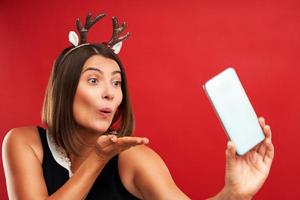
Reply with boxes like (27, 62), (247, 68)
(42, 44), (134, 155)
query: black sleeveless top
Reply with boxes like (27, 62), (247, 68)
(37, 126), (140, 200)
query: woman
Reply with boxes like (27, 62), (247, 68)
(2, 12), (274, 200)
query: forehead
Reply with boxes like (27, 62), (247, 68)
(82, 55), (120, 72)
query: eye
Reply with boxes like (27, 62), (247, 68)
(88, 78), (98, 85)
(112, 80), (122, 87)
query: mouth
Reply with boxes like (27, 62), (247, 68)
(98, 107), (113, 117)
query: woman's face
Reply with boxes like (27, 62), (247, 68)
(73, 54), (123, 134)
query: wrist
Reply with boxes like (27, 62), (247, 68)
(209, 187), (253, 200)
(74, 150), (110, 180)
(217, 187), (253, 200)
(91, 146), (111, 163)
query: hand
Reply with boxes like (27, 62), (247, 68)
(223, 117), (274, 200)
(94, 134), (149, 161)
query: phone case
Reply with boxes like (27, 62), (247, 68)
(203, 67), (265, 155)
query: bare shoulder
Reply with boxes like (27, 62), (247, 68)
(2, 126), (48, 199)
(3, 126), (43, 163)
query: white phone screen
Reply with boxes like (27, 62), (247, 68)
(203, 68), (265, 155)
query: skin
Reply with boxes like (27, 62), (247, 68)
(72, 54), (124, 146)
(208, 117), (274, 200)
(2, 55), (274, 200)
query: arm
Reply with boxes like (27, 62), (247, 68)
(119, 145), (191, 200)
(120, 117), (274, 200)
(2, 127), (148, 200)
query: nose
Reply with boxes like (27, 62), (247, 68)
(101, 81), (114, 101)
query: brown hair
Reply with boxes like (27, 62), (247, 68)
(42, 44), (134, 155)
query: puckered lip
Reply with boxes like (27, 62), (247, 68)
(98, 107), (113, 117)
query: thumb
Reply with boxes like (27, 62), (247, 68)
(226, 141), (236, 162)
(96, 135), (116, 148)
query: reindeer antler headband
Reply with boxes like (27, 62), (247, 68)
(64, 12), (130, 60)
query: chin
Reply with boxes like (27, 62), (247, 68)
(91, 120), (112, 133)
(75, 117), (113, 134)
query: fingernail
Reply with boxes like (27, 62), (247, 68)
(227, 141), (235, 149)
(111, 136), (117, 142)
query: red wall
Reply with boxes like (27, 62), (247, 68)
(1, 0), (300, 199)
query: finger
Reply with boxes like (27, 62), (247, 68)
(115, 136), (149, 145)
(259, 117), (266, 127)
(103, 136), (148, 151)
(110, 135), (118, 143)
(118, 139), (149, 152)
(119, 143), (140, 152)
(96, 135), (116, 148)
(253, 142), (260, 152)
(120, 137), (150, 151)
(257, 141), (267, 156)
(263, 139), (275, 166)
(226, 141), (236, 162)
(262, 125), (272, 140)
(257, 124), (272, 154)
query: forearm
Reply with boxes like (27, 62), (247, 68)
(46, 150), (108, 200)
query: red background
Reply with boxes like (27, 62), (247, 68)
(1, 0), (300, 199)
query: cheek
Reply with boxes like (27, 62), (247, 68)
(73, 87), (97, 119)
(115, 90), (123, 108)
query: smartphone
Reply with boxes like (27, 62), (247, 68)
(203, 67), (265, 155)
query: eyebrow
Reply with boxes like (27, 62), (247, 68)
(82, 67), (121, 75)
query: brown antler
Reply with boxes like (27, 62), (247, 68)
(76, 13), (106, 44)
(107, 17), (130, 47)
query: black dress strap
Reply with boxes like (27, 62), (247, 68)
(37, 126), (69, 195)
